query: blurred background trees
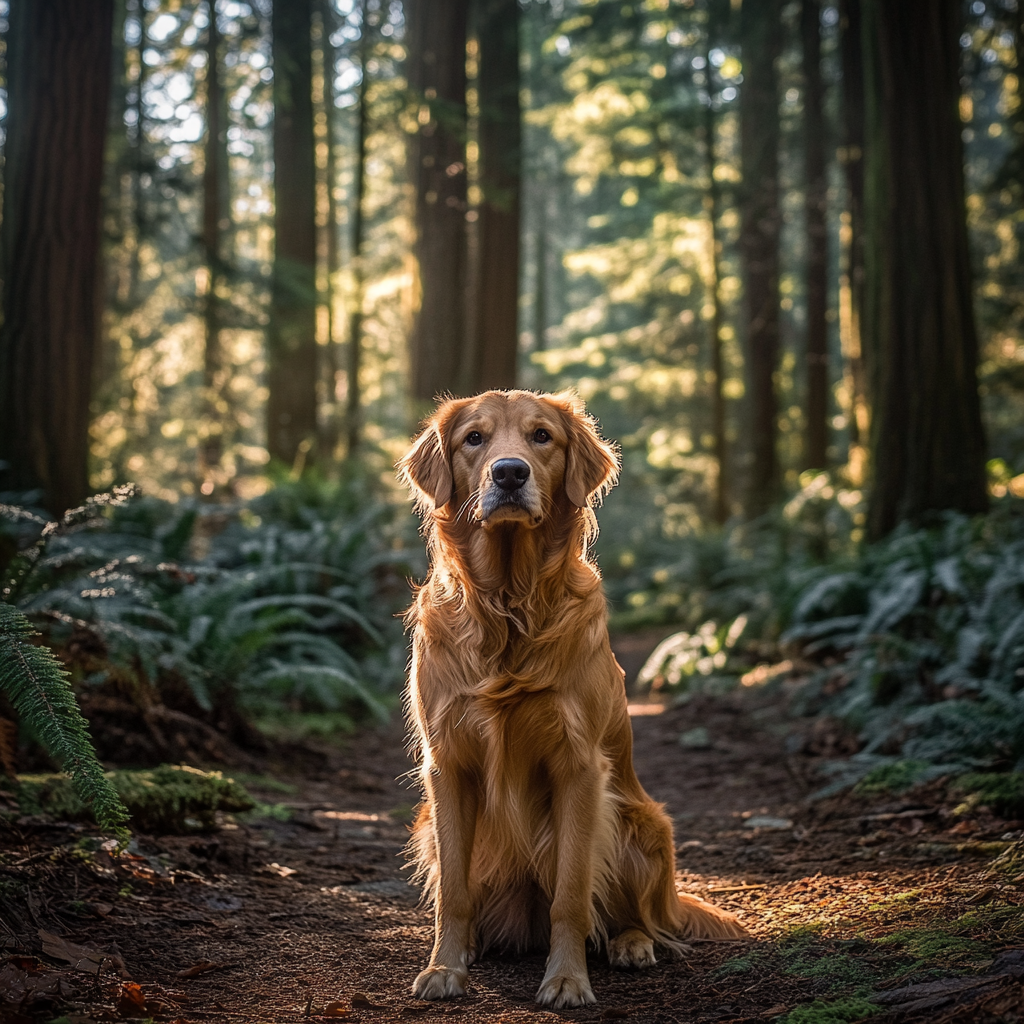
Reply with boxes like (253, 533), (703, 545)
(2, 0), (1024, 772)
(2, 0), (1020, 533)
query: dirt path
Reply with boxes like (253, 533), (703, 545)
(2, 685), (1023, 1023)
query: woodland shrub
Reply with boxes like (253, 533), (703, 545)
(625, 480), (1024, 783)
(0, 478), (417, 746)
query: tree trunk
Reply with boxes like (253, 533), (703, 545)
(739, 0), (782, 517)
(268, 0), (319, 467)
(406, 0), (469, 403)
(320, 0), (341, 458)
(0, 0), (115, 516)
(533, 216), (548, 352)
(346, 0), (371, 457)
(201, 0), (232, 490)
(862, 0), (988, 538)
(802, 0), (829, 471)
(839, 0), (868, 464)
(705, 3), (729, 525)
(470, 0), (520, 392)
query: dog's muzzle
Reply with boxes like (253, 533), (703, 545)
(478, 458), (540, 523)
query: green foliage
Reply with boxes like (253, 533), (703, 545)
(0, 479), (413, 727)
(783, 507), (1024, 782)
(779, 998), (878, 1024)
(853, 760), (931, 796)
(605, 471), (863, 636)
(16, 764), (253, 834)
(0, 602), (128, 835)
(950, 772), (1024, 818)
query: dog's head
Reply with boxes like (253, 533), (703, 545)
(398, 390), (619, 529)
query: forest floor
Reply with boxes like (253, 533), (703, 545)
(2, 634), (1024, 1024)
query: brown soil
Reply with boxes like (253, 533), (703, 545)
(2, 681), (1023, 1024)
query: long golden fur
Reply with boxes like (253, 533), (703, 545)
(398, 390), (746, 1009)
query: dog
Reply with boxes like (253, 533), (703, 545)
(398, 389), (746, 1009)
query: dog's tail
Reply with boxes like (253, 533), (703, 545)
(674, 892), (749, 940)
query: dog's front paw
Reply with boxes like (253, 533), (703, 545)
(535, 973), (596, 1008)
(412, 966), (469, 1000)
(608, 929), (656, 969)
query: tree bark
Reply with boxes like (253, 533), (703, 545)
(470, 0), (520, 392)
(839, 0), (868, 459)
(268, 0), (319, 467)
(705, 3), (729, 525)
(802, 0), (829, 471)
(320, 0), (341, 457)
(346, 0), (371, 457)
(739, 0), (782, 517)
(201, 0), (232, 489)
(862, 0), (988, 538)
(406, 0), (470, 403)
(533, 217), (548, 352)
(0, 0), (115, 516)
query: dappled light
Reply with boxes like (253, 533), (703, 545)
(1, 0), (1024, 1020)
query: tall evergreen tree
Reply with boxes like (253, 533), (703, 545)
(862, 0), (988, 537)
(201, 0), (232, 489)
(705, 0), (730, 524)
(345, 0), (372, 456)
(739, 0), (782, 517)
(802, 0), (829, 471)
(470, 0), (521, 392)
(0, 0), (115, 516)
(406, 0), (470, 403)
(839, 0), (867, 457)
(268, 0), (319, 466)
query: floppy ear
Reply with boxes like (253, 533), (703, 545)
(398, 422), (454, 510)
(552, 394), (620, 508)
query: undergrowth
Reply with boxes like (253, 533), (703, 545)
(627, 475), (1024, 785)
(0, 477), (416, 744)
(15, 764), (253, 833)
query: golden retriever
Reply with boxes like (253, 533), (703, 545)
(398, 389), (746, 1009)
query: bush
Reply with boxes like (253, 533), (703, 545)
(784, 507), (1024, 777)
(0, 477), (417, 745)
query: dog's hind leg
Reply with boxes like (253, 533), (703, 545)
(613, 799), (748, 944)
(608, 928), (656, 968)
(412, 770), (479, 1000)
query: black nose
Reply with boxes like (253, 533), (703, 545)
(491, 458), (530, 491)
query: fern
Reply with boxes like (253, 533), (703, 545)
(0, 479), (411, 726)
(785, 508), (1024, 779)
(0, 603), (128, 835)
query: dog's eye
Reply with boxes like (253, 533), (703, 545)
(465, 431), (484, 447)
(533, 428), (551, 444)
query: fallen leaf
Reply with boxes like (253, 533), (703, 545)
(351, 992), (386, 1009)
(38, 930), (117, 975)
(264, 862), (299, 877)
(176, 961), (231, 979)
(117, 981), (146, 1016)
(761, 1006), (789, 1018)
(323, 1001), (351, 1017)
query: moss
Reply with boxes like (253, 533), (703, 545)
(779, 997), (879, 1024)
(854, 760), (930, 795)
(950, 772), (1024, 818)
(229, 773), (298, 795)
(16, 764), (254, 834)
(873, 926), (991, 975)
(238, 801), (292, 823)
